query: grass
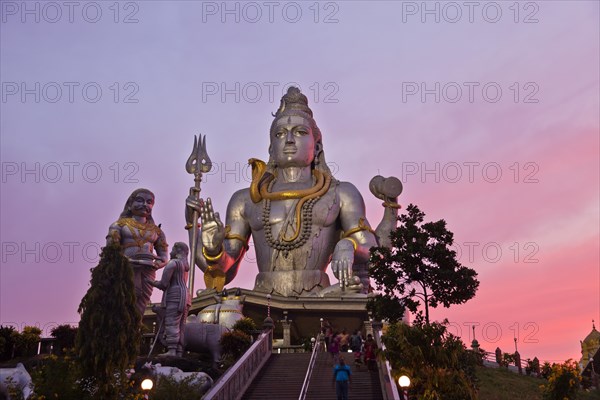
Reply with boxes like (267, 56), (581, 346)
(477, 366), (600, 400)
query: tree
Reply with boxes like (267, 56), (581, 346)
(51, 324), (78, 355)
(367, 204), (479, 324)
(11, 326), (42, 357)
(382, 321), (478, 400)
(75, 243), (141, 399)
(0, 325), (17, 360)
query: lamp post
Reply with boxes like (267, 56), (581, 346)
(398, 375), (410, 400)
(263, 293), (274, 332)
(141, 378), (154, 399)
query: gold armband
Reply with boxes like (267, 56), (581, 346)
(344, 237), (358, 251)
(202, 245), (224, 262)
(224, 225), (250, 250)
(342, 217), (377, 238)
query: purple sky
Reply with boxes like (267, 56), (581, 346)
(1, 1), (599, 364)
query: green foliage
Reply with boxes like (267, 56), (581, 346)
(541, 361), (553, 379)
(231, 317), (258, 337)
(526, 357), (541, 376)
(382, 321), (478, 400)
(51, 324), (78, 355)
(150, 374), (212, 399)
(75, 243), (142, 399)
(500, 352), (515, 368)
(11, 326), (42, 358)
(29, 354), (86, 400)
(0, 325), (16, 360)
(220, 330), (251, 360)
(541, 359), (582, 400)
(470, 346), (486, 366)
(367, 204), (479, 324)
(2, 375), (24, 400)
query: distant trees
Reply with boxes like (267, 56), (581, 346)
(1, 325), (40, 360)
(12, 326), (42, 357)
(367, 204), (479, 324)
(0, 325), (17, 360)
(51, 324), (78, 355)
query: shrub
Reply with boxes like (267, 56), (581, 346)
(29, 354), (85, 400)
(540, 361), (553, 379)
(525, 357), (540, 376)
(541, 359), (582, 400)
(220, 330), (251, 360)
(231, 318), (258, 337)
(150, 374), (212, 400)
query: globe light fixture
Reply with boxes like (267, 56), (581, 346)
(141, 378), (154, 391)
(398, 375), (410, 400)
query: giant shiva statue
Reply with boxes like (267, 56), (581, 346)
(185, 87), (401, 297)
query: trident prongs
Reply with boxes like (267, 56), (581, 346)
(186, 134), (212, 176)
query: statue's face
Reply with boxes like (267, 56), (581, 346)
(270, 115), (316, 168)
(170, 244), (186, 259)
(130, 192), (154, 217)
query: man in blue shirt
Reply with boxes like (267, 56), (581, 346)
(332, 356), (352, 400)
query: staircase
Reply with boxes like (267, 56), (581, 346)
(305, 352), (384, 400)
(242, 353), (312, 400)
(241, 351), (385, 400)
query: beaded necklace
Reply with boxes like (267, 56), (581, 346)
(262, 179), (320, 253)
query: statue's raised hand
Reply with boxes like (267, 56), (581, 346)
(200, 198), (225, 255)
(331, 238), (355, 290)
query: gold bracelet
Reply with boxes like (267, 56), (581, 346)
(185, 223), (201, 230)
(345, 237), (358, 251)
(202, 245), (224, 261)
(382, 201), (402, 209)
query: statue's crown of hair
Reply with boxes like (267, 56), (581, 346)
(274, 86), (313, 118)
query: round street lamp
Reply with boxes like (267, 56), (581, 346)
(398, 375), (410, 400)
(141, 378), (154, 399)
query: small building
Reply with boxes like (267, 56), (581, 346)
(580, 321), (600, 370)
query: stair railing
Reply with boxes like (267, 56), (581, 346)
(203, 329), (273, 400)
(298, 332), (322, 400)
(373, 326), (401, 400)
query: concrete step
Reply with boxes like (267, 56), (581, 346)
(305, 352), (384, 400)
(242, 353), (312, 400)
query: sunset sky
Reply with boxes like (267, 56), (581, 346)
(1, 1), (598, 364)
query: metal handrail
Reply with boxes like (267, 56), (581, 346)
(203, 329), (272, 400)
(298, 332), (322, 400)
(373, 327), (401, 400)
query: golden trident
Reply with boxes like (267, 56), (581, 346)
(185, 134), (212, 299)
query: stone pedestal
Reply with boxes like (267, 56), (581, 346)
(281, 320), (292, 346)
(142, 288), (371, 345)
